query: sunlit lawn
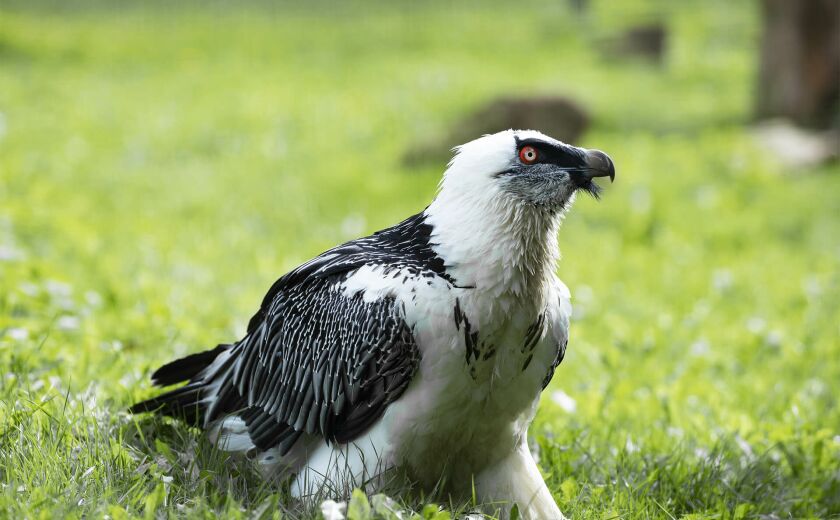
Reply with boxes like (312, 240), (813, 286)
(1, 1), (838, 518)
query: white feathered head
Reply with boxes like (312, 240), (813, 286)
(438, 129), (614, 213)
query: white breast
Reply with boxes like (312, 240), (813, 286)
(339, 264), (570, 488)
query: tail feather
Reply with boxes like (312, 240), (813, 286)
(130, 343), (235, 425)
(128, 382), (206, 424)
(150, 343), (231, 386)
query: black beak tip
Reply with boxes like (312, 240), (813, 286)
(585, 149), (615, 183)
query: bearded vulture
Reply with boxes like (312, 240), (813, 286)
(131, 129), (615, 519)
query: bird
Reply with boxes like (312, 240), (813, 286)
(130, 129), (615, 519)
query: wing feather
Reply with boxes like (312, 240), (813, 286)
(132, 211), (449, 455)
(205, 272), (419, 453)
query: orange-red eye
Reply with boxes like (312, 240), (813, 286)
(519, 146), (538, 164)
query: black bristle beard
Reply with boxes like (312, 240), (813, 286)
(577, 181), (602, 200)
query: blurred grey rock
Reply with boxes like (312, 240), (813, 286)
(569, 0), (588, 13)
(751, 119), (839, 170)
(404, 96), (589, 167)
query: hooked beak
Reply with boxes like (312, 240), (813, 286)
(583, 149), (615, 183)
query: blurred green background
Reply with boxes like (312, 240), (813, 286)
(0, 1), (838, 518)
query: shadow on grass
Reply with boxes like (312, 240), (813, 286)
(122, 414), (478, 519)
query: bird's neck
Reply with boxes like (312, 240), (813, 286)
(425, 195), (563, 313)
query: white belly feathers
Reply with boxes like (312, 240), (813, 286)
(338, 264), (569, 487)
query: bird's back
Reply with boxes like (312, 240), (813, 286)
(130, 210), (455, 465)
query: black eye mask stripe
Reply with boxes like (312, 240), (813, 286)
(513, 136), (587, 169)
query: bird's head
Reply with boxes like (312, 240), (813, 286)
(437, 129), (615, 213)
(426, 130), (614, 294)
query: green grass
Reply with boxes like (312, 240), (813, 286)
(1, 1), (838, 518)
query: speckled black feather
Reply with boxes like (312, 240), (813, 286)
(229, 278), (419, 450)
(248, 211), (456, 333)
(542, 338), (567, 389)
(131, 211), (448, 454)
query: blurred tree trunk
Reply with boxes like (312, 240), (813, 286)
(756, 0), (840, 129)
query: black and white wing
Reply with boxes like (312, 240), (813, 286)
(231, 272), (420, 451)
(130, 212), (450, 454)
(132, 266), (419, 454)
